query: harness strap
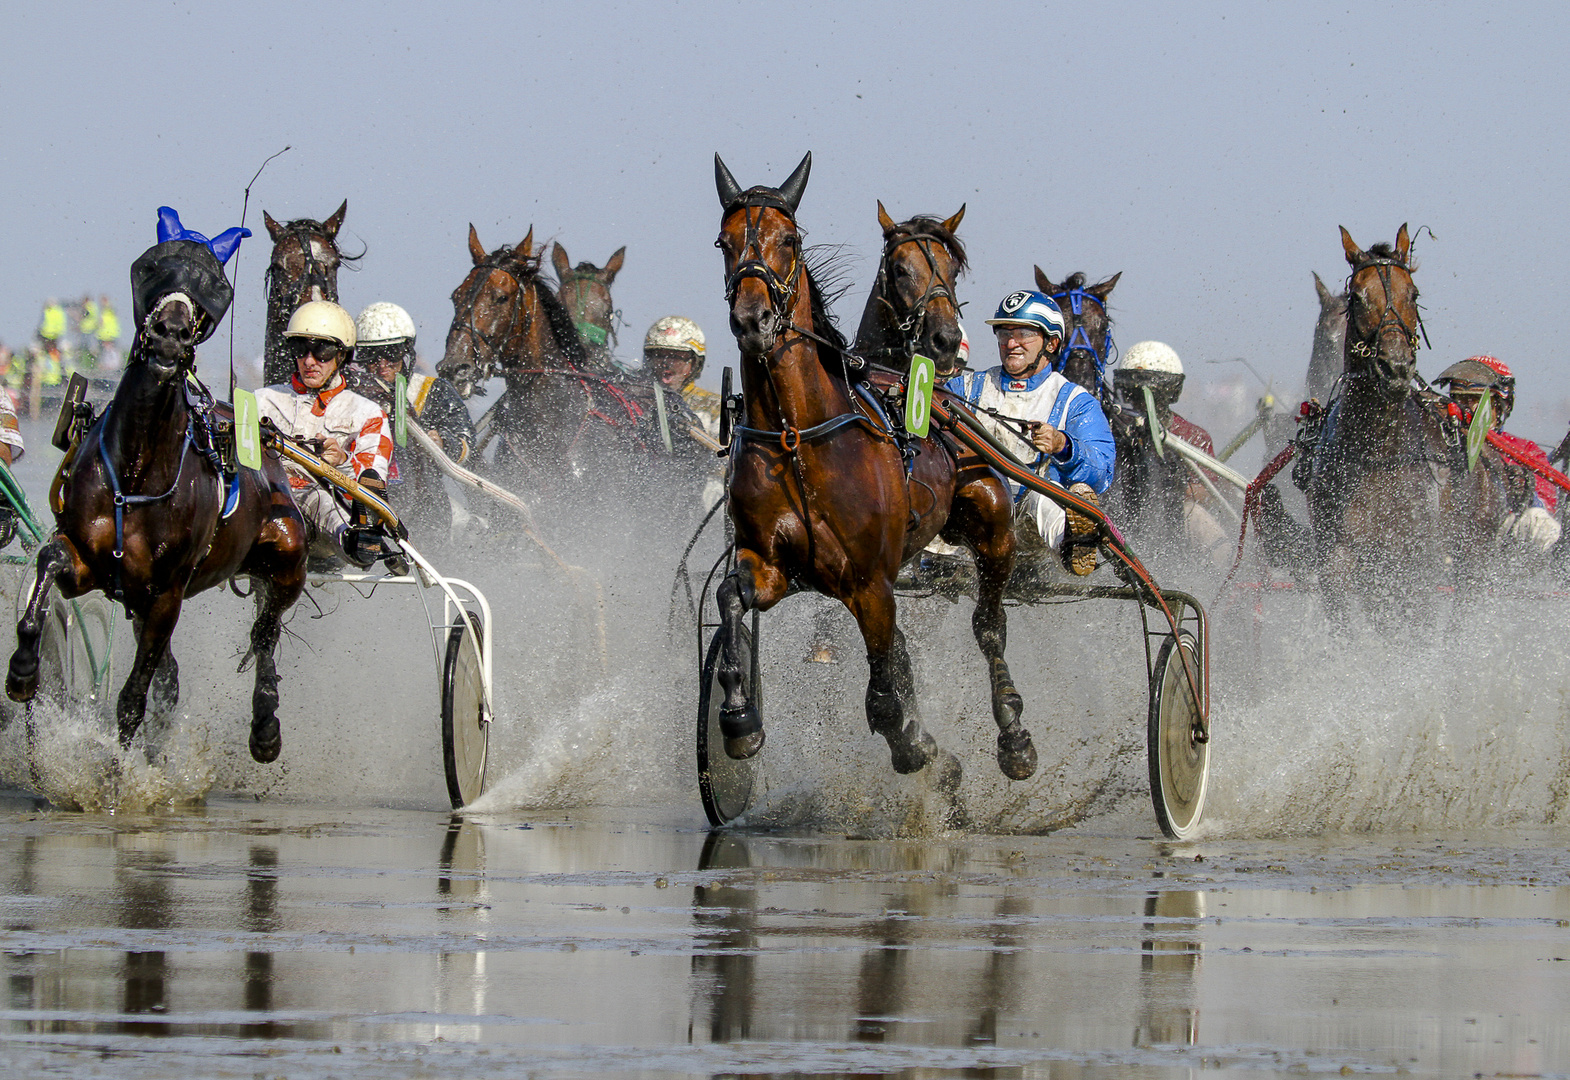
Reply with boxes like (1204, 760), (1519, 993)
(97, 401), (195, 603)
(732, 410), (892, 453)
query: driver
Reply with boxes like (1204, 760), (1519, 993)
(642, 316), (723, 506)
(945, 290), (1116, 576)
(255, 300), (394, 567)
(1435, 355), (1561, 552)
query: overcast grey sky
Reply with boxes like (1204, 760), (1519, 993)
(5, 1), (1568, 436)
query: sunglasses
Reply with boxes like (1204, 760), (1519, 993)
(291, 338), (346, 364)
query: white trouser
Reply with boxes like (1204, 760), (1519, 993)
(295, 485), (351, 558)
(1018, 489), (1067, 551)
(1183, 500), (1237, 570)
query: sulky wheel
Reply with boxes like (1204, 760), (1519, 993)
(697, 621), (762, 827)
(1147, 630), (1209, 840)
(441, 611), (489, 810)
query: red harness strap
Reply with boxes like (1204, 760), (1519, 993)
(1484, 428), (1570, 493)
(1220, 441), (1298, 592)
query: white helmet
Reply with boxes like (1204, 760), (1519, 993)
(1120, 340), (1183, 376)
(355, 302), (416, 347)
(284, 300), (356, 348)
(643, 315), (706, 357)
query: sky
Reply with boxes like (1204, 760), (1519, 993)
(5, 1), (1569, 438)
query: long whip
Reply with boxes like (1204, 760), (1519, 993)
(227, 146), (290, 401)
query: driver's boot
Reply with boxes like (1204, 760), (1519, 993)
(1060, 482), (1102, 577)
(340, 470), (391, 570)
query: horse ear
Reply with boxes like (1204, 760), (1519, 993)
(1313, 271), (1333, 304)
(468, 224), (486, 265)
(323, 199), (347, 238)
(1340, 226), (1363, 266)
(942, 204), (966, 234)
(876, 200), (896, 234)
(715, 154), (742, 208)
(603, 246), (626, 284)
(1088, 271), (1121, 301)
(1395, 222), (1411, 265)
(778, 151), (811, 213)
(518, 226), (534, 259)
(1033, 265), (1057, 294)
(551, 242), (571, 281)
(264, 211), (283, 242)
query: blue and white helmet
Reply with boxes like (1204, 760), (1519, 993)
(984, 290), (1065, 339)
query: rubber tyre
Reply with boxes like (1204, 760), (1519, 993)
(697, 623), (761, 827)
(441, 612), (488, 810)
(1148, 630), (1209, 840)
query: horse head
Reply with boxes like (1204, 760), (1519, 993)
(439, 224), (543, 397)
(128, 234), (235, 383)
(263, 199), (348, 308)
(1306, 271), (1348, 402)
(1340, 224), (1420, 397)
(137, 293), (202, 381)
(1034, 268), (1121, 398)
(714, 151), (812, 357)
(865, 202), (967, 376)
(552, 242), (625, 364)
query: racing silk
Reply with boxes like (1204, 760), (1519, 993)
(945, 365), (1115, 493)
(255, 373), (392, 491)
(1493, 429), (1558, 513)
(347, 368), (476, 465)
(682, 383), (722, 443)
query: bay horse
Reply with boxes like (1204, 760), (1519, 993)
(1302, 224), (1516, 627)
(711, 152), (1034, 782)
(551, 242), (626, 370)
(262, 200), (350, 386)
(853, 202), (967, 376)
(1033, 268), (1121, 403)
(7, 233), (307, 762)
(437, 226), (646, 487)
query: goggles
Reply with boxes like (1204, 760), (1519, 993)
(290, 337), (348, 365)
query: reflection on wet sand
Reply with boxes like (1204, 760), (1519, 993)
(1135, 884), (1203, 1050)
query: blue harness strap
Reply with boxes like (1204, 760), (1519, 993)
(97, 400), (196, 604)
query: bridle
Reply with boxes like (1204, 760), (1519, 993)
(1050, 285), (1116, 386)
(719, 193), (805, 347)
(448, 256), (539, 383)
(266, 223), (338, 310)
(559, 268), (619, 350)
(871, 227), (959, 366)
(1344, 256), (1426, 393)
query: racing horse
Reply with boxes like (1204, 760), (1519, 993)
(1033, 268), (1121, 403)
(7, 222), (308, 761)
(853, 202), (967, 376)
(438, 226), (646, 488)
(261, 200), (351, 386)
(1302, 224), (1515, 627)
(551, 242), (626, 370)
(1305, 271), (1347, 404)
(711, 152), (1035, 782)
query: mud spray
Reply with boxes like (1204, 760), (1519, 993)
(4, 447), (1569, 837)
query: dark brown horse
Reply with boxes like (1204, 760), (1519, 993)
(711, 152), (1034, 782)
(552, 242), (625, 370)
(262, 200), (350, 386)
(7, 239), (307, 761)
(1303, 224), (1515, 626)
(853, 202), (967, 376)
(1033, 268), (1121, 402)
(438, 226), (645, 487)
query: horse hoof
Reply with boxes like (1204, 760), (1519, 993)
(250, 717), (281, 764)
(997, 726), (1038, 781)
(889, 725), (938, 775)
(724, 730), (766, 760)
(6, 654), (38, 703)
(932, 749), (963, 794)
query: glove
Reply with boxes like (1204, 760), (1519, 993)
(1505, 506), (1562, 552)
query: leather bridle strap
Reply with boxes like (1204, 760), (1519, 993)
(1050, 287), (1115, 376)
(450, 258), (536, 379)
(873, 230), (956, 361)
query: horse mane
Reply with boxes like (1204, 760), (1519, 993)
(891, 216), (968, 275)
(804, 246), (852, 360)
(1361, 242), (1417, 272)
(275, 216), (364, 268)
(530, 270), (589, 365)
(1054, 271), (1088, 292)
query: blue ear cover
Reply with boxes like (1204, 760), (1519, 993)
(155, 206), (251, 265)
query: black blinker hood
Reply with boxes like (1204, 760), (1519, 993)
(130, 239), (233, 341)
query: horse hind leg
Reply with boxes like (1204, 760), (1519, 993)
(118, 589), (184, 751)
(8, 539), (85, 703)
(244, 581), (289, 764)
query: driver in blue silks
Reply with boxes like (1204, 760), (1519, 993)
(945, 290), (1116, 576)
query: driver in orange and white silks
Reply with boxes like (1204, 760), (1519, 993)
(946, 290), (1115, 576)
(1435, 355), (1561, 553)
(255, 301), (394, 567)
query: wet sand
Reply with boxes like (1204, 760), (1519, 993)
(0, 797), (1566, 1078)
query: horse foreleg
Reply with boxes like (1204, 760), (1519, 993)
(245, 582), (288, 764)
(714, 554), (787, 760)
(118, 589), (184, 750)
(948, 482), (1034, 779)
(7, 538), (89, 703)
(847, 584), (937, 776)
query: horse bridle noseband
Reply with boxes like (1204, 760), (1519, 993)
(1345, 257), (1426, 389)
(874, 228), (958, 362)
(719, 194), (804, 336)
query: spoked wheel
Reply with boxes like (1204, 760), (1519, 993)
(441, 611), (488, 810)
(37, 598), (115, 711)
(697, 620), (762, 827)
(1148, 630), (1209, 840)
